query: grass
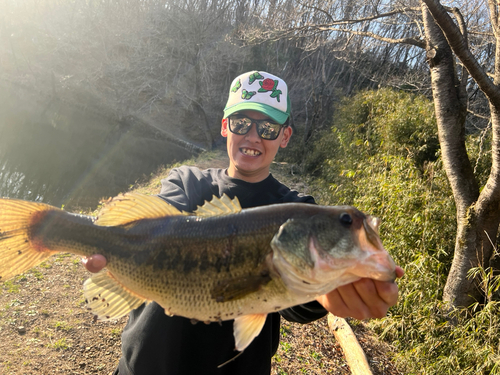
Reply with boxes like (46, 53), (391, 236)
(110, 328), (122, 337)
(47, 338), (70, 350)
(3, 281), (19, 294)
(54, 321), (72, 331)
(280, 342), (292, 352)
(32, 270), (45, 280)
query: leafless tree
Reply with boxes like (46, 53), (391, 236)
(238, 0), (432, 144)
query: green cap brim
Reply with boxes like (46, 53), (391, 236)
(223, 98), (290, 125)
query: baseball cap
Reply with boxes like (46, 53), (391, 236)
(223, 71), (291, 125)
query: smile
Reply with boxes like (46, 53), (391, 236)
(241, 148), (261, 156)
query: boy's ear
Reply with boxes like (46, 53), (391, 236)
(280, 126), (293, 148)
(221, 118), (228, 137)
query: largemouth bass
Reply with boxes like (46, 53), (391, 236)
(0, 193), (396, 350)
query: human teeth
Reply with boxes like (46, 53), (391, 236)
(242, 148), (261, 156)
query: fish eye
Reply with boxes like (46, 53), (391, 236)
(339, 213), (353, 226)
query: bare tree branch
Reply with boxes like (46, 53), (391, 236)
(422, 0), (500, 105)
(315, 27), (426, 48)
(447, 7), (469, 101)
(277, 7), (421, 28)
(468, 108), (491, 120)
(488, 0), (499, 37)
(296, 0), (335, 23)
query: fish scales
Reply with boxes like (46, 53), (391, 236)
(106, 208), (307, 319)
(105, 213), (289, 321)
(0, 193), (397, 351)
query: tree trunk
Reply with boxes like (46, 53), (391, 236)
(420, 0), (500, 309)
(421, 4), (481, 308)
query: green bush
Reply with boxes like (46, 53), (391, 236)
(298, 88), (498, 374)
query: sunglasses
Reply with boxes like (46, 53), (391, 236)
(228, 116), (285, 140)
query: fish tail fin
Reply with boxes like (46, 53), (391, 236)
(0, 198), (59, 281)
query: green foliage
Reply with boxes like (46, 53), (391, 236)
(300, 88), (499, 374)
(466, 128), (492, 188)
(48, 338), (70, 350)
(32, 270), (44, 280)
(304, 88), (439, 176)
(2, 281), (20, 294)
(54, 321), (72, 331)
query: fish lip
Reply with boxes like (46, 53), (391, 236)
(363, 215), (383, 250)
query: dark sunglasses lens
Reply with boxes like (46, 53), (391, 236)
(256, 122), (282, 140)
(229, 117), (252, 135)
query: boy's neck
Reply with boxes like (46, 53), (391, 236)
(226, 166), (270, 183)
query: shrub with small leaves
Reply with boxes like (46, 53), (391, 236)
(297, 88), (499, 374)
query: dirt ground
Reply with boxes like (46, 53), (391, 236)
(0, 254), (402, 375)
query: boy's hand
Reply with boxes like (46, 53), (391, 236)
(316, 266), (404, 320)
(82, 254), (107, 273)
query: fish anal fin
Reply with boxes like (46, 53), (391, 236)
(95, 193), (186, 227)
(233, 314), (267, 351)
(210, 272), (272, 302)
(83, 271), (147, 320)
(194, 194), (241, 217)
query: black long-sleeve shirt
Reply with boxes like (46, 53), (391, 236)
(115, 167), (327, 375)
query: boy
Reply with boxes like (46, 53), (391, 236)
(84, 71), (403, 375)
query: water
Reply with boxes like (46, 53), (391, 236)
(0, 86), (195, 210)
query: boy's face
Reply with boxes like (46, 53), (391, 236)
(221, 110), (292, 183)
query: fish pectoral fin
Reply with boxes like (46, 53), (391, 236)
(233, 314), (267, 351)
(210, 272), (272, 302)
(95, 193), (186, 227)
(194, 194), (241, 217)
(83, 271), (147, 320)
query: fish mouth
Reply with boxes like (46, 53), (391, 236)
(355, 216), (397, 282)
(240, 148), (261, 157)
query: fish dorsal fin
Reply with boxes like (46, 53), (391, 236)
(194, 194), (241, 217)
(95, 193), (186, 226)
(83, 270), (147, 320)
(233, 314), (268, 351)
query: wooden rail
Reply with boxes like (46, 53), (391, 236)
(327, 314), (374, 375)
